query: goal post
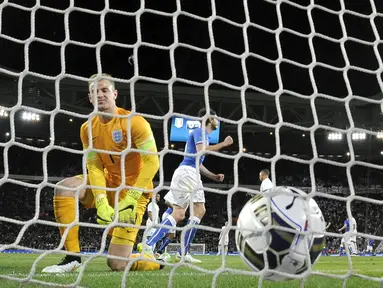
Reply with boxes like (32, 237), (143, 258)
(165, 243), (206, 255)
(1, 0), (383, 287)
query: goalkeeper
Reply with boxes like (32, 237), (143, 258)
(42, 73), (167, 273)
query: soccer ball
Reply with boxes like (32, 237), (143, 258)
(235, 186), (326, 281)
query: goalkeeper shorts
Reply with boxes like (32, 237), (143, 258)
(74, 174), (152, 246)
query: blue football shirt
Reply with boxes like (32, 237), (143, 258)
(345, 219), (350, 232)
(179, 128), (210, 168)
(368, 239), (374, 246)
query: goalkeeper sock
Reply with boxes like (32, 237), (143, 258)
(339, 247), (343, 255)
(146, 215), (176, 247)
(53, 196), (80, 253)
(179, 216), (200, 255)
(130, 254), (160, 271)
(157, 237), (173, 254)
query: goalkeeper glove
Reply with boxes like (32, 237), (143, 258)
(116, 190), (142, 224)
(95, 195), (115, 225)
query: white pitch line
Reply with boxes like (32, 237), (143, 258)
(3, 269), (383, 279)
(2, 272), (212, 278)
(319, 269), (383, 273)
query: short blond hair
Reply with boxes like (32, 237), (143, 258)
(88, 73), (115, 90)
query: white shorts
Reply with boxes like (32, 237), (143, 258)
(367, 245), (373, 252)
(342, 235), (356, 246)
(219, 240), (229, 246)
(162, 211), (176, 235)
(164, 166), (205, 209)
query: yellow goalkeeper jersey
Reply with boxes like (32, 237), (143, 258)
(80, 107), (158, 194)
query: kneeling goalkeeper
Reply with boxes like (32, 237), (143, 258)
(42, 74), (168, 273)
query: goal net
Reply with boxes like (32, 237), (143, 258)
(0, 0), (383, 287)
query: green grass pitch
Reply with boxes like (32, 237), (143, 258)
(0, 254), (382, 287)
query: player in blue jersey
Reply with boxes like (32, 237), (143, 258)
(338, 216), (358, 256)
(143, 108), (233, 263)
(366, 238), (374, 255)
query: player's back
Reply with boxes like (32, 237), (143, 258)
(260, 178), (273, 192)
(80, 107), (149, 185)
(179, 127), (209, 168)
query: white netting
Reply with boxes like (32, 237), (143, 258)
(0, 0), (383, 287)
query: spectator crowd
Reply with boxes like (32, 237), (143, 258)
(0, 148), (382, 254)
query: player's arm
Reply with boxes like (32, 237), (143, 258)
(117, 117), (159, 223)
(199, 164), (224, 182)
(325, 222), (331, 230)
(81, 126), (106, 198)
(338, 224), (346, 232)
(131, 117), (159, 190)
(80, 124), (114, 225)
(199, 164), (217, 180)
(196, 135), (233, 152)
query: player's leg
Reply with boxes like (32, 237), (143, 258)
(344, 238), (353, 255)
(107, 193), (169, 271)
(176, 167), (205, 261)
(178, 192), (206, 256)
(348, 241), (355, 255)
(339, 238), (344, 256)
(156, 204), (176, 255)
(350, 236), (358, 255)
(137, 219), (175, 255)
(217, 241), (222, 255)
(371, 246), (376, 256)
(145, 169), (191, 251)
(146, 203), (185, 251)
(157, 231), (176, 255)
(145, 229), (156, 252)
(42, 175), (92, 273)
(175, 199), (205, 264)
(224, 244), (228, 255)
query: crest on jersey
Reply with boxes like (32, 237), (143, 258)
(112, 129), (123, 143)
(174, 117), (184, 128)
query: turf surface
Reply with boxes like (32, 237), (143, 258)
(0, 254), (382, 287)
